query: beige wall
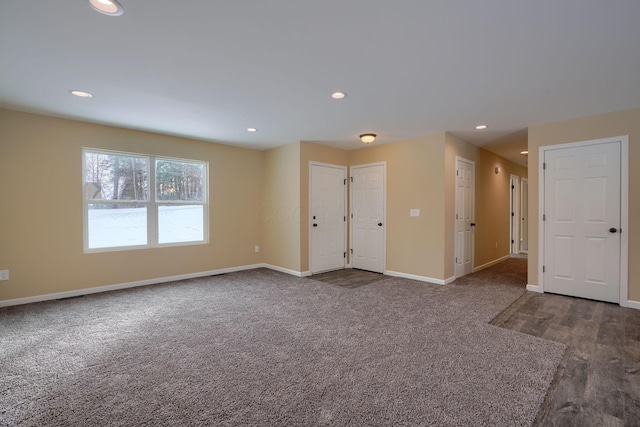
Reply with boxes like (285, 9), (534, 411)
(474, 149), (528, 268)
(0, 109), (264, 302)
(299, 142), (349, 272)
(528, 106), (640, 302)
(349, 134), (447, 280)
(262, 142), (301, 272)
(0, 108), (532, 303)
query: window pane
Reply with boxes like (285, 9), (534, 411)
(88, 204), (147, 249)
(158, 205), (204, 244)
(84, 151), (148, 201)
(156, 159), (205, 201)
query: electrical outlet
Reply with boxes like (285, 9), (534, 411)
(0, 270), (9, 281)
(255, 245), (260, 253)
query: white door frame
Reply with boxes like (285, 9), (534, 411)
(454, 156), (475, 278)
(350, 162), (387, 273)
(309, 161), (347, 274)
(510, 174), (520, 255)
(537, 136), (629, 306)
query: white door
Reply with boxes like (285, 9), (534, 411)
(454, 158), (475, 278)
(351, 163), (385, 273)
(543, 141), (621, 303)
(520, 179), (529, 253)
(310, 163), (346, 274)
(510, 175), (520, 255)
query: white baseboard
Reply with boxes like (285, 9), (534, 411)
(262, 264), (311, 277)
(526, 284), (542, 293)
(473, 255), (511, 273)
(622, 299), (640, 310)
(0, 264), (265, 308)
(385, 270), (451, 285)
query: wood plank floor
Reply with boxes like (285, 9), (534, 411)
(492, 291), (640, 426)
(308, 268), (385, 288)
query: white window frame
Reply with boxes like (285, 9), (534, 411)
(83, 148), (209, 253)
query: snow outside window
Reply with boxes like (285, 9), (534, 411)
(83, 149), (208, 252)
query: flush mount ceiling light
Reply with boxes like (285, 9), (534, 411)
(360, 133), (376, 144)
(88, 0), (124, 16)
(331, 91), (347, 99)
(247, 128), (257, 132)
(475, 124), (488, 130)
(70, 90), (93, 98)
(520, 150), (529, 155)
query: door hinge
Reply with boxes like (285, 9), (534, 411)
(350, 249), (353, 254)
(456, 213), (458, 220)
(344, 216), (346, 222)
(456, 170), (459, 176)
(543, 214), (546, 221)
(350, 176), (353, 183)
(512, 185), (515, 189)
(344, 252), (346, 258)
(511, 240), (514, 244)
(543, 162), (546, 170)
(543, 266), (546, 273)
(351, 213), (353, 218)
(455, 257), (458, 263)
(344, 178), (347, 185)
(512, 212), (515, 217)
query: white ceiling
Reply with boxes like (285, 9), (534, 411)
(1, 1), (639, 163)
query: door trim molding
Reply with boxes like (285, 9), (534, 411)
(454, 156), (475, 278)
(309, 161), (347, 274)
(538, 135), (629, 306)
(349, 162), (387, 273)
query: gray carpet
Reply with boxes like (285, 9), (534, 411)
(0, 263), (565, 426)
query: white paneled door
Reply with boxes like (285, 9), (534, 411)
(310, 163), (346, 274)
(351, 163), (385, 273)
(543, 141), (621, 303)
(455, 158), (475, 278)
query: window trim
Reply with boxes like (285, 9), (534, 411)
(82, 148), (209, 253)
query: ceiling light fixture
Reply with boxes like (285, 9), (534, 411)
(520, 150), (529, 155)
(475, 124), (488, 130)
(331, 92), (347, 99)
(70, 90), (93, 98)
(360, 133), (376, 144)
(88, 0), (124, 16)
(247, 128), (257, 132)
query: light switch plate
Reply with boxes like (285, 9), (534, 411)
(0, 270), (9, 281)
(410, 209), (420, 217)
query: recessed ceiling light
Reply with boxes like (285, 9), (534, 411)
(70, 90), (93, 98)
(247, 128), (257, 132)
(88, 0), (124, 16)
(331, 92), (347, 99)
(475, 124), (488, 130)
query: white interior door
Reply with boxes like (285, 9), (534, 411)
(310, 163), (346, 274)
(520, 179), (528, 253)
(510, 175), (520, 255)
(543, 141), (621, 303)
(351, 163), (385, 273)
(454, 157), (475, 278)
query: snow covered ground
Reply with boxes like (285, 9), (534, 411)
(88, 205), (204, 249)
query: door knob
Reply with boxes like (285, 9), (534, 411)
(378, 222), (383, 227)
(609, 227), (618, 233)
(470, 223), (476, 227)
(313, 223), (318, 227)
